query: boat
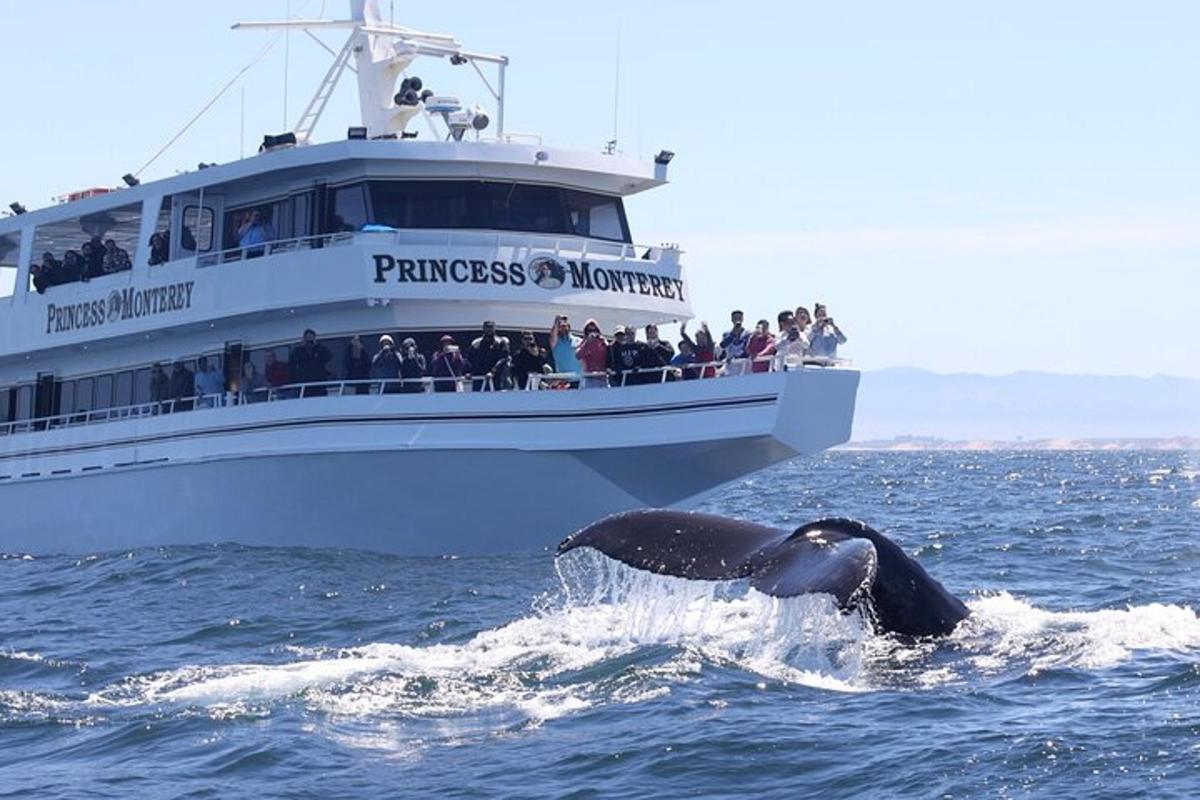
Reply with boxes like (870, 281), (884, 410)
(0, 1), (860, 555)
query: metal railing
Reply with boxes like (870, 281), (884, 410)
(0, 356), (849, 438)
(193, 228), (677, 270)
(195, 232), (357, 267)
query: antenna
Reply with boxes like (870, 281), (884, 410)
(240, 86), (246, 158)
(283, 0), (291, 128)
(607, 24), (621, 154)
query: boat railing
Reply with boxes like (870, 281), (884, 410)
(194, 229), (677, 270)
(0, 357), (849, 437)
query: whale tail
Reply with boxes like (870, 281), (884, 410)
(557, 510), (969, 637)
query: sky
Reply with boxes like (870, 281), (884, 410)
(1, 1), (1196, 378)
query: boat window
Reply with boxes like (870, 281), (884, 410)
(29, 202), (142, 291)
(182, 206), (214, 252)
(114, 371), (134, 408)
(330, 184), (369, 232)
(94, 374), (114, 411)
(564, 189), (629, 242)
(0, 232), (19, 299)
(292, 192), (313, 239)
(57, 381), (75, 418)
(133, 368), (152, 405)
(358, 180), (631, 242)
(13, 385), (33, 422)
(74, 377), (93, 414)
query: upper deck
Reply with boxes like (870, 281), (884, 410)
(0, 139), (684, 374)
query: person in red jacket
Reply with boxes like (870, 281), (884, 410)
(746, 319), (776, 373)
(574, 319), (609, 388)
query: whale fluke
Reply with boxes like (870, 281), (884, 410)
(557, 510), (969, 637)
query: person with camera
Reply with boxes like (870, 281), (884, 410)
(288, 328), (333, 397)
(808, 303), (847, 359)
(431, 335), (469, 393)
(469, 320), (512, 391)
(720, 310), (751, 374)
(371, 334), (403, 393)
(746, 319), (776, 373)
(574, 319), (609, 388)
(772, 321), (810, 372)
(511, 331), (553, 390)
(548, 315), (581, 383)
(398, 337), (428, 393)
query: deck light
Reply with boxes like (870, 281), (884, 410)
(654, 150), (675, 165)
(450, 54), (468, 66)
(347, 126), (368, 140)
(8, 202), (26, 215)
(122, 173), (140, 187)
(260, 132), (298, 152)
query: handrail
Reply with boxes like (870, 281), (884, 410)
(193, 228), (676, 270)
(0, 356), (850, 438)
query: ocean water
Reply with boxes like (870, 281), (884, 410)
(2, 451), (1198, 799)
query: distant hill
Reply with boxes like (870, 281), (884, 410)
(851, 368), (1200, 442)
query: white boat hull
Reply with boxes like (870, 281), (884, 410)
(0, 368), (858, 555)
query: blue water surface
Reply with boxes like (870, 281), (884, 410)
(2, 451), (1198, 799)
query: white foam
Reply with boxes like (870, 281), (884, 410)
(956, 592), (1200, 672)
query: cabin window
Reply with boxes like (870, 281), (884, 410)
(94, 374), (114, 411)
(0, 232), (19, 299)
(564, 190), (629, 242)
(13, 385), (33, 422)
(0, 388), (10, 425)
(330, 185), (369, 232)
(114, 371), (134, 408)
(356, 180), (632, 242)
(292, 192), (313, 238)
(133, 368), (152, 405)
(58, 381), (75, 418)
(74, 377), (93, 414)
(182, 206), (214, 252)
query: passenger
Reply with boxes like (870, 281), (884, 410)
(468, 320), (512, 391)
(149, 362), (171, 411)
(645, 324), (675, 367)
(808, 303), (848, 359)
(776, 310), (795, 338)
(81, 238), (106, 281)
(719, 310), (750, 373)
(194, 356), (225, 407)
(60, 250), (84, 283)
(148, 231), (169, 265)
(30, 252), (59, 294)
(398, 337), (428, 394)
(670, 339), (699, 380)
(680, 321), (717, 378)
(180, 225), (197, 253)
(548, 314), (582, 384)
(607, 326), (638, 386)
(431, 335), (469, 393)
(264, 350), (290, 391)
(773, 323), (810, 371)
(574, 319), (608, 388)
(746, 319), (775, 373)
(170, 360), (195, 411)
(370, 334), (403, 393)
(344, 334), (372, 395)
(511, 331), (553, 390)
(102, 239), (131, 273)
(240, 360), (265, 403)
(237, 209), (275, 257)
(794, 306), (813, 337)
(288, 328), (333, 397)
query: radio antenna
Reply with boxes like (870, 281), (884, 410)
(606, 25), (621, 154)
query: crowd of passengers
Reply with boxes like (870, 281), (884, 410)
(30, 228), (180, 294)
(30, 238), (133, 293)
(145, 305), (847, 410)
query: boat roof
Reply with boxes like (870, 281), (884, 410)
(0, 139), (666, 237)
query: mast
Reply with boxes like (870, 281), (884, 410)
(233, 0), (508, 142)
